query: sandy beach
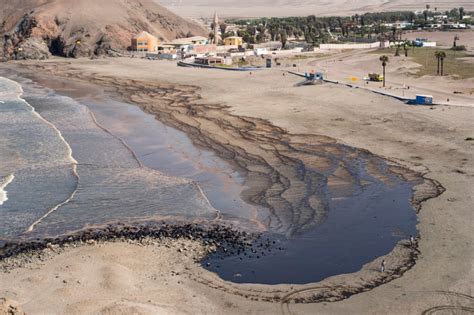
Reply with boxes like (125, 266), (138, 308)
(0, 50), (473, 314)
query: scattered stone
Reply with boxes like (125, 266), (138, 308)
(0, 297), (25, 315)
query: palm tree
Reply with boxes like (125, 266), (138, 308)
(379, 55), (389, 87)
(453, 34), (459, 48)
(439, 51), (446, 76)
(434, 51), (446, 75)
(435, 51), (441, 75)
(459, 7), (465, 20)
(208, 32), (215, 43)
(423, 10), (429, 21)
(280, 31), (288, 49)
(395, 44), (400, 56)
(403, 41), (409, 57)
(219, 23), (227, 39)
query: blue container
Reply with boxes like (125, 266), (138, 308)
(415, 95), (433, 105)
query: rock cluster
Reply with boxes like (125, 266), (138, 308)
(0, 222), (258, 271)
(0, 298), (24, 315)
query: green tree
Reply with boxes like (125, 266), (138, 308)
(219, 23), (227, 39)
(449, 8), (459, 19)
(256, 25), (267, 43)
(379, 55), (389, 87)
(459, 7), (465, 20)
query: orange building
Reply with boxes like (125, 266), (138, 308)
(131, 31), (159, 52)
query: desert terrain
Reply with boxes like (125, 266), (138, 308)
(159, 0), (474, 18)
(0, 40), (473, 314)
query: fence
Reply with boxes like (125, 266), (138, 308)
(319, 42), (383, 50)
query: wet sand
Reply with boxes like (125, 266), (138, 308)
(0, 57), (473, 314)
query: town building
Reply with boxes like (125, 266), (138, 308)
(194, 56), (232, 66)
(168, 36), (209, 46)
(224, 36), (243, 46)
(131, 31), (159, 52)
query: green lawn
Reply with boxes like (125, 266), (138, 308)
(372, 47), (474, 79)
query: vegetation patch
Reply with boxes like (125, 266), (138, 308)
(372, 47), (474, 79)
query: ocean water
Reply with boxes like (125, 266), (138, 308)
(0, 78), (78, 240)
(0, 76), (218, 241)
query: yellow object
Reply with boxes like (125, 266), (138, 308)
(223, 36), (243, 46)
(350, 76), (358, 82)
(368, 73), (383, 82)
(131, 31), (160, 52)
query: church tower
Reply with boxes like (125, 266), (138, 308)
(212, 11), (220, 45)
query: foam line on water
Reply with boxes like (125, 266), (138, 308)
(88, 101), (222, 220)
(0, 174), (15, 206)
(1, 77), (80, 233)
(88, 110), (143, 168)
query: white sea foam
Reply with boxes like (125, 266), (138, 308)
(0, 77), (80, 232)
(0, 174), (15, 206)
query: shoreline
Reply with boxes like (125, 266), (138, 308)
(0, 63), (443, 295)
(0, 58), (469, 312)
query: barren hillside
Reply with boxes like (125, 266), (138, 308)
(0, 0), (206, 60)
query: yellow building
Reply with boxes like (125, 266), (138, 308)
(223, 36), (243, 46)
(131, 31), (159, 52)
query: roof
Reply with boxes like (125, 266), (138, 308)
(132, 31), (157, 40)
(169, 36), (208, 45)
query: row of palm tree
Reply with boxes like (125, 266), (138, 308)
(379, 50), (449, 89)
(228, 7), (470, 48)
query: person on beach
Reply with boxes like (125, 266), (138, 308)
(380, 259), (386, 272)
(410, 235), (415, 247)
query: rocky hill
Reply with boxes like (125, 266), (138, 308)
(0, 0), (206, 60)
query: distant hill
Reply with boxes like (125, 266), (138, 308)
(0, 0), (206, 60)
(160, 0), (474, 18)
